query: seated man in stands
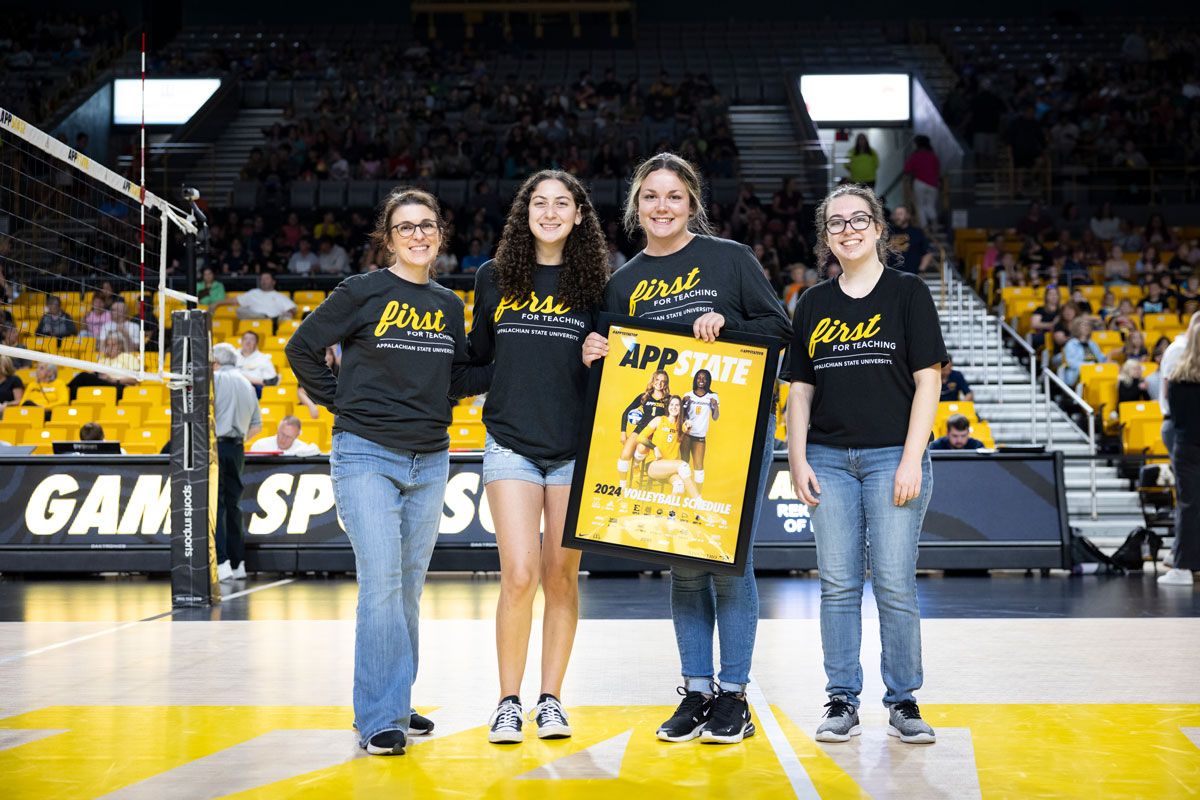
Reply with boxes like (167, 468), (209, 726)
(888, 205), (933, 275)
(35, 296), (77, 340)
(249, 415), (320, 456)
(97, 298), (141, 348)
(235, 331), (277, 395)
(68, 334), (139, 400)
(940, 357), (974, 402)
(930, 414), (985, 451)
(316, 236), (350, 275)
(22, 362), (69, 410)
(235, 271), (296, 323)
(286, 238), (320, 275)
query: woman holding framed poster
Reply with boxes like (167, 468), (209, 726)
(783, 183), (946, 745)
(581, 153), (791, 745)
(467, 170), (609, 745)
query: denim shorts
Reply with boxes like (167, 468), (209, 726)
(482, 433), (575, 486)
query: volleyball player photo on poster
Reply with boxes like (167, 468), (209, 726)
(564, 314), (780, 575)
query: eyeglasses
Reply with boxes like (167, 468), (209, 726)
(391, 220), (439, 238)
(824, 214), (874, 235)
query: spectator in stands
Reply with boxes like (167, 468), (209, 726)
(0, 355), (24, 409)
(940, 358), (973, 402)
(1107, 299), (1140, 334)
(771, 177), (804, 225)
(1060, 317), (1106, 387)
(888, 206), (932, 275)
(236, 272), (296, 323)
(1140, 282), (1169, 315)
(1029, 285), (1062, 350)
(94, 280), (117, 310)
(82, 294), (111, 338)
(1104, 246), (1132, 285)
(211, 342), (261, 583)
(902, 135), (940, 230)
(0, 325), (29, 369)
(1069, 288), (1094, 316)
(846, 134), (879, 189)
(23, 362), (69, 409)
(1118, 360), (1151, 404)
(981, 233), (1006, 278)
(68, 334), (138, 400)
(287, 238), (320, 275)
(1014, 201), (1053, 240)
(1054, 303), (1083, 349)
(235, 330), (277, 392)
(930, 414), (984, 451)
(1098, 291), (1118, 323)
(461, 239), (489, 273)
(249, 415), (320, 456)
(317, 237), (350, 275)
(782, 264), (810, 315)
(35, 296), (77, 340)
(98, 299), (140, 349)
(1144, 213), (1176, 249)
(79, 421), (105, 441)
(1111, 330), (1149, 364)
(197, 267), (226, 306)
(1162, 322), (1200, 586)
(314, 211), (345, 243)
(1090, 202), (1122, 242)
(1135, 246), (1164, 279)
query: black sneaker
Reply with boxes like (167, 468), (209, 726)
(656, 687), (712, 742)
(365, 729), (407, 756)
(408, 709), (435, 736)
(488, 696), (524, 744)
(531, 693), (572, 739)
(699, 689), (756, 744)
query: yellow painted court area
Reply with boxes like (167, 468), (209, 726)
(3, 704), (1198, 798)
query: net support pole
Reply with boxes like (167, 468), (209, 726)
(170, 309), (219, 607)
(184, 228), (198, 311)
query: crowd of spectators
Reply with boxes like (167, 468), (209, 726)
(939, 25), (1200, 182)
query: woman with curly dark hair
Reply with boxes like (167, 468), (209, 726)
(467, 169), (609, 745)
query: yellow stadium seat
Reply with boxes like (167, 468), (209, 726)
(276, 319), (301, 335)
(73, 386), (119, 409)
(42, 421), (81, 440)
(1143, 313), (1180, 332)
(276, 370), (298, 388)
(97, 405), (145, 427)
(122, 384), (169, 408)
(261, 399), (294, 417)
(1140, 361), (1159, 379)
(261, 386), (297, 405)
(1109, 285), (1144, 303)
(291, 290), (327, 306)
(937, 401), (978, 422)
(57, 405), (98, 424)
(3, 405), (47, 428)
(91, 421), (130, 442)
(1123, 417), (1167, 455)
(211, 318), (236, 340)
(449, 421), (485, 450)
(970, 420), (996, 448)
(452, 405), (483, 423)
(212, 305), (239, 321)
(303, 417), (332, 450)
(237, 319), (273, 337)
(1079, 363), (1120, 423)
(126, 426), (170, 452)
(0, 423), (28, 444)
(145, 406), (173, 424)
(31, 335), (59, 353)
(1090, 330), (1123, 351)
(1000, 286), (1036, 308)
(260, 335), (290, 352)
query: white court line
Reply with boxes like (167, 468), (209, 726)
(0, 578), (294, 665)
(745, 676), (820, 799)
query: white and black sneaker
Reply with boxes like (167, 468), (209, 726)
(365, 729), (407, 756)
(815, 696), (861, 743)
(531, 693), (572, 739)
(488, 696), (524, 744)
(700, 689), (756, 744)
(408, 709), (435, 736)
(656, 686), (713, 742)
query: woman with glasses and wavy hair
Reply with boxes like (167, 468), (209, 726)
(783, 183), (947, 746)
(287, 188), (492, 757)
(468, 170), (610, 744)
(582, 152), (791, 746)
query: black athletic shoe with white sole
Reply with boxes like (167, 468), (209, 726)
(531, 693), (572, 739)
(408, 710), (435, 736)
(699, 689), (756, 744)
(488, 696), (524, 744)
(365, 729), (407, 756)
(656, 687), (712, 742)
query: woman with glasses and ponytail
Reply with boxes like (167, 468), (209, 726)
(287, 188), (492, 757)
(468, 170), (610, 744)
(582, 153), (791, 745)
(783, 183), (946, 746)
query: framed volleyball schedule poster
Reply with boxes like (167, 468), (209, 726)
(564, 314), (781, 576)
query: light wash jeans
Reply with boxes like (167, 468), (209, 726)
(330, 430), (450, 745)
(806, 443), (933, 707)
(671, 417), (776, 692)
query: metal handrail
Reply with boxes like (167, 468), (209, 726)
(1042, 368), (1099, 520)
(997, 319), (1038, 439)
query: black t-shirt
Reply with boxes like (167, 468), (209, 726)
(940, 369), (971, 401)
(0, 374), (23, 404)
(782, 268), (948, 448)
(286, 270), (492, 453)
(603, 234), (792, 342)
(888, 223), (929, 275)
(468, 261), (596, 461)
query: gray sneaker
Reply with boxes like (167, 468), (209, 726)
(815, 697), (861, 743)
(887, 700), (936, 744)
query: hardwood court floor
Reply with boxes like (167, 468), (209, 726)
(1, 574), (1198, 798)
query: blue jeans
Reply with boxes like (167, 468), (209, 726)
(806, 443), (932, 707)
(671, 416), (776, 692)
(330, 431), (450, 745)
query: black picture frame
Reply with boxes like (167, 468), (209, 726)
(562, 313), (782, 576)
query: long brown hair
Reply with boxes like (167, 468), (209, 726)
(813, 183), (897, 269)
(622, 152), (714, 238)
(369, 187), (446, 278)
(1170, 324), (1200, 383)
(492, 170), (609, 309)
(640, 369), (670, 404)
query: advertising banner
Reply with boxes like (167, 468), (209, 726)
(564, 315), (781, 575)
